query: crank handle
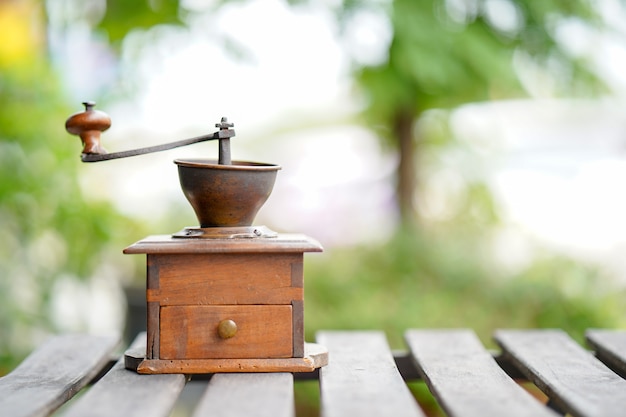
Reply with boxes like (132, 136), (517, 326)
(65, 102), (235, 163)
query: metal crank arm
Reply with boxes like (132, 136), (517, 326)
(80, 129), (235, 162)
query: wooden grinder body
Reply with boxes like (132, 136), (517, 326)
(123, 234), (326, 374)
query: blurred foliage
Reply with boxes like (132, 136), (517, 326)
(0, 1), (145, 374)
(320, 0), (625, 356)
(333, 0), (610, 224)
(304, 229), (626, 349)
(98, 0), (182, 45)
(356, 0), (605, 125)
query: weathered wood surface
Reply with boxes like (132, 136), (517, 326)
(192, 373), (295, 417)
(0, 334), (118, 417)
(495, 329), (626, 417)
(123, 234), (323, 254)
(585, 329), (626, 376)
(317, 331), (426, 417)
(405, 329), (557, 417)
(63, 335), (186, 417)
(6, 328), (626, 417)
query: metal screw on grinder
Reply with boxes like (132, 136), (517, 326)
(216, 117), (234, 165)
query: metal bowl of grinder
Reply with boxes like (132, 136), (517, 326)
(175, 158), (281, 228)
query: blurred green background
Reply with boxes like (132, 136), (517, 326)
(1, 0), (625, 389)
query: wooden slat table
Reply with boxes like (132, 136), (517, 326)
(1, 329), (625, 417)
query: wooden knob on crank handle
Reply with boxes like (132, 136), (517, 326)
(65, 101), (110, 155)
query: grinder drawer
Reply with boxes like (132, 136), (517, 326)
(159, 305), (293, 359)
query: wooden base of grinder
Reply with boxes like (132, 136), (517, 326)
(124, 343), (328, 374)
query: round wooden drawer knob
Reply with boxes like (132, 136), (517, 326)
(217, 319), (238, 339)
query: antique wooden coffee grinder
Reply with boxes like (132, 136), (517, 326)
(66, 102), (327, 374)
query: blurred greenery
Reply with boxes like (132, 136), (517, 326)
(0, 1), (146, 373)
(347, 0), (608, 225)
(97, 0), (182, 46)
(304, 229), (625, 350)
(1, 5), (625, 412)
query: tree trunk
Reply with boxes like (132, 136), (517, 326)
(393, 109), (417, 228)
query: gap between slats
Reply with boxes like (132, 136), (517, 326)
(405, 329), (558, 417)
(60, 333), (186, 417)
(496, 329), (626, 417)
(0, 334), (119, 417)
(317, 330), (427, 417)
(585, 329), (626, 378)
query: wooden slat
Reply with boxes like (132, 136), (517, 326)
(495, 329), (626, 417)
(317, 331), (426, 417)
(0, 334), (118, 417)
(62, 334), (186, 417)
(405, 329), (557, 417)
(191, 373), (294, 417)
(586, 329), (626, 376)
